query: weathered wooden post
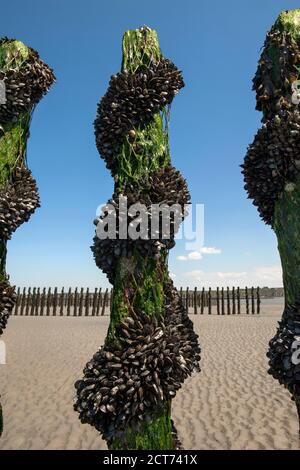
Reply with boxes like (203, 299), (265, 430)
(208, 287), (212, 315)
(74, 27), (200, 450)
(179, 287), (183, 304)
(67, 287), (71, 316)
(14, 287), (20, 316)
(257, 286), (260, 314)
(96, 288), (102, 316)
(185, 286), (189, 314)
(53, 287), (58, 316)
(74, 287), (78, 316)
(245, 286), (249, 314)
(78, 287), (84, 316)
(85, 287), (90, 316)
(251, 286), (255, 315)
(101, 287), (108, 316)
(92, 288), (98, 316)
(30, 287), (36, 316)
(221, 287), (225, 315)
(40, 288), (46, 316)
(237, 287), (241, 314)
(216, 287), (220, 315)
(20, 287), (26, 316)
(0, 37), (54, 435)
(226, 286), (231, 315)
(59, 287), (64, 316)
(201, 287), (205, 314)
(242, 9), (300, 436)
(46, 287), (51, 316)
(0, 38), (54, 330)
(25, 287), (31, 316)
(232, 287), (236, 315)
(194, 287), (198, 315)
(36, 287), (41, 316)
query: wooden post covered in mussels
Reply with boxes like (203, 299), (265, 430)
(0, 38), (55, 435)
(74, 27), (201, 449)
(242, 9), (300, 436)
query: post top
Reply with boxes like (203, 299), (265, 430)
(0, 38), (29, 71)
(274, 9), (300, 38)
(121, 26), (161, 73)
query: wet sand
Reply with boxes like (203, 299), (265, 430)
(1, 301), (299, 450)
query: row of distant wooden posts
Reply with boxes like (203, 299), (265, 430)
(11, 286), (261, 316)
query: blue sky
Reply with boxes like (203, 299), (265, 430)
(2, 0), (297, 289)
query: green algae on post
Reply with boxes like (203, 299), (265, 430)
(122, 27), (161, 74)
(0, 37), (55, 434)
(274, 9), (300, 38)
(242, 9), (300, 437)
(74, 27), (200, 450)
(0, 39), (29, 71)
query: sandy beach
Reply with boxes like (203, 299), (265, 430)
(1, 301), (300, 450)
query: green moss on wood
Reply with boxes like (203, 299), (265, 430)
(275, 9), (300, 39)
(0, 113), (31, 187)
(0, 38), (42, 439)
(271, 11), (300, 307)
(117, 111), (170, 190)
(111, 402), (173, 450)
(0, 42), (32, 283)
(107, 255), (166, 346)
(122, 27), (161, 74)
(274, 176), (300, 305)
(106, 27), (176, 450)
(106, 259), (130, 346)
(132, 256), (165, 316)
(0, 40), (32, 188)
(117, 29), (170, 190)
(0, 39), (29, 71)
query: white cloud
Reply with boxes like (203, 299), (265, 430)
(255, 266), (282, 282)
(177, 255), (188, 261)
(188, 251), (202, 260)
(176, 247), (220, 261)
(177, 251), (202, 261)
(170, 272), (176, 279)
(200, 246), (221, 255)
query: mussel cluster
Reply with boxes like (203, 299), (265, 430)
(243, 22), (300, 225)
(74, 280), (200, 443)
(253, 27), (300, 120)
(0, 167), (40, 239)
(74, 34), (200, 449)
(0, 278), (16, 335)
(243, 18), (300, 414)
(94, 58), (184, 172)
(92, 165), (190, 283)
(242, 110), (300, 225)
(0, 42), (55, 124)
(267, 302), (300, 398)
(0, 38), (55, 335)
(76, 36), (200, 448)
